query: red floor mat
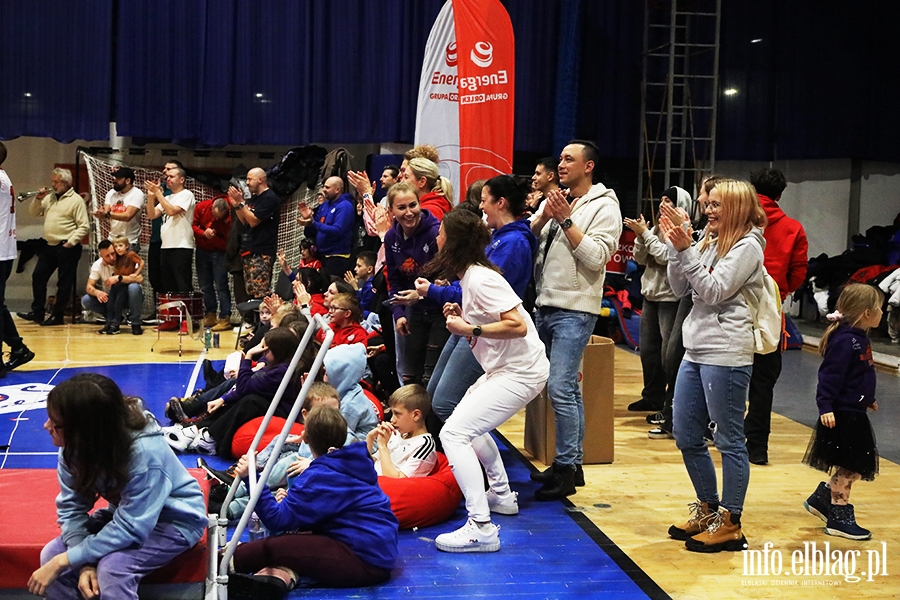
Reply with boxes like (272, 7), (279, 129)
(0, 468), (210, 589)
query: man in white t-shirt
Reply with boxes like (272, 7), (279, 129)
(81, 240), (144, 335)
(0, 142), (34, 375)
(94, 166), (145, 251)
(146, 166), (195, 293)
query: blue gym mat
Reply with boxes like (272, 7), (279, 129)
(0, 364), (668, 599)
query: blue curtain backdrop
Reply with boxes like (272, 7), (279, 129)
(115, 0), (445, 146)
(0, 0), (113, 142)
(2, 1), (900, 162)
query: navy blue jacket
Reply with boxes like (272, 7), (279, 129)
(384, 209), (441, 321)
(427, 218), (538, 305)
(816, 325), (877, 415)
(305, 193), (355, 256)
(247, 441), (398, 570)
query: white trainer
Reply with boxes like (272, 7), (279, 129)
(486, 489), (519, 515)
(188, 427), (217, 455)
(162, 424), (198, 452)
(435, 519), (500, 553)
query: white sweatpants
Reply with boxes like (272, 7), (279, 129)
(440, 371), (546, 522)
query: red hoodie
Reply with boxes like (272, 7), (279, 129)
(316, 322), (369, 348)
(759, 194), (809, 300)
(419, 191), (452, 221)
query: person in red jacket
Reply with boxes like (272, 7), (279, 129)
(403, 157), (453, 221)
(192, 196), (232, 330)
(317, 292), (369, 348)
(746, 167), (809, 465)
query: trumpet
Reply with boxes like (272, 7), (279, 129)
(16, 189), (47, 202)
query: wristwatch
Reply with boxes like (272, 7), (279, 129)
(560, 218), (574, 230)
(472, 324), (483, 337)
(235, 202), (246, 210)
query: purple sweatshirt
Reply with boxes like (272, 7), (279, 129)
(816, 325), (877, 415)
(222, 358), (291, 407)
(384, 209), (441, 321)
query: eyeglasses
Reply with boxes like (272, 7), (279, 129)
(328, 306), (350, 313)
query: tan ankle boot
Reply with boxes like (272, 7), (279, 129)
(202, 312), (217, 327)
(668, 501), (716, 540)
(685, 509), (748, 552)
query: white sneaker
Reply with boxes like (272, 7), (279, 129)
(435, 519), (500, 553)
(188, 427), (217, 455)
(162, 424), (198, 452)
(486, 489), (519, 515)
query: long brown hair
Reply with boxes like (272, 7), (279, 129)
(819, 283), (884, 356)
(697, 179), (766, 257)
(47, 374), (149, 498)
(421, 209), (498, 280)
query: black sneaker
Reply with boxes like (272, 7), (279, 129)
(132, 324), (144, 335)
(5, 346), (35, 371)
(197, 457), (236, 486)
(108, 324), (121, 335)
(98, 325), (109, 335)
(646, 411), (665, 425)
(227, 573), (287, 600)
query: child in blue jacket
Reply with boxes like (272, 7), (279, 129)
(229, 405), (398, 597)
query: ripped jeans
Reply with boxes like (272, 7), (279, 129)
(672, 359), (752, 514)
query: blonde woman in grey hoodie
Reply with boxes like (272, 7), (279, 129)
(659, 179), (766, 554)
(625, 186), (693, 417)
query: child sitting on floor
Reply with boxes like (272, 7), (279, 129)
(218, 381), (356, 519)
(367, 384), (436, 478)
(228, 405), (398, 597)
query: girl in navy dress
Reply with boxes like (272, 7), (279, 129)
(802, 283), (881, 540)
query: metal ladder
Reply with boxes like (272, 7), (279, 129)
(636, 0), (721, 219)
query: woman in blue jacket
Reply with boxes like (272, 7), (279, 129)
(29, 374), (207, 599)
(228, 405), (398, 597)
(417, 175), (538, 422)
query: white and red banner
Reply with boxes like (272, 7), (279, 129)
(415, 0), (515, 198)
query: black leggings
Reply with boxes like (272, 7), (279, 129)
(201, 394), (288, 459)
(234, 533), (390, 588)
(403, 306), (450, 388)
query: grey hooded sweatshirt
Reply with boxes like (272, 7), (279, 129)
(667, 228), (765, 367)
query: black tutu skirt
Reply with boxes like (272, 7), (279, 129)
(802, 410), (879, 481)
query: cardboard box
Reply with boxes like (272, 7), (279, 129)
(524, 335), (615, 464)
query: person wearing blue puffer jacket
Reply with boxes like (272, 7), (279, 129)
(299, 176), (356, 278)
(417, 175), (538, 426)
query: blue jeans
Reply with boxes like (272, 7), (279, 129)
(196, 248), (231, 317)
(534, 307), (598, 466)
(82, 284), (143, 326)
(672, 360), (752, 514)
(427, 334), (484, 421)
